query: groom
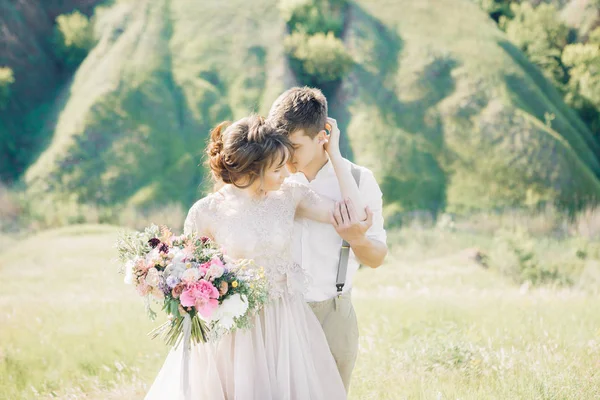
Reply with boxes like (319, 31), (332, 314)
(268, 87), (388, 392)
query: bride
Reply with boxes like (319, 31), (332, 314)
(144, 114), (366, 400)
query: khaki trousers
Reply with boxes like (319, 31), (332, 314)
(308, 291), (359, 393)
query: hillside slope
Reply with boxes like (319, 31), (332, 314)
(25, 0), (292, 207)
(23, 0), (600, 212)
(336, 0), (600, 212)
(0, 0), (102, 182)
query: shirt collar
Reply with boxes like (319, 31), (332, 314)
(290, 158), (335, 184)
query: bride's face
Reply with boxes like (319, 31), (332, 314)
(261, 154), (290, 192)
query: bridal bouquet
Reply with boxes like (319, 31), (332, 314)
(116, 225), (269, 346)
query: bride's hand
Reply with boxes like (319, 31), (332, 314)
(323, 117), (341, 158)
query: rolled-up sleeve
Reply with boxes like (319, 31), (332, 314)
(359, 168), (387, 244)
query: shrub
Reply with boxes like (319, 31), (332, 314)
(53, 11), (96, 69)
(562, 42), (600, 112)
(0, 67), (15, 109)
(284, 31), (354, 86)
(562, 39), (600, 134)
(117, 203), (186, 232)
(475, 0), (515, 22)
(0, 182), (21, 232)
(491, 227), (579, 286)
(280, 0), (347, 36)
(501, 3), (570, 88)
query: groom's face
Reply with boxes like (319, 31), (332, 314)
(287, 129), (321, 174)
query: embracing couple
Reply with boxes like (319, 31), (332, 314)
(145, 87), (388, 399)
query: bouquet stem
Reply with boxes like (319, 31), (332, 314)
(149, 314), (209, 346)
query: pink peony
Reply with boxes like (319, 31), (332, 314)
(205, 258), (225, 280)
(179, 280), (220, 318)
(195, 296), (219, 319)
(198, 261), (211, 276)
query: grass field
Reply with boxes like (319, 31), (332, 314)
(1, 219), (599, 399)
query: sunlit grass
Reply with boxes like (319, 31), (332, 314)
(1, 223), (599, 399)
(0, 225), (166, 400)
(351, 251), (600, 399)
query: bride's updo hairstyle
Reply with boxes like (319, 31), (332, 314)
(207, 115), (294, 188)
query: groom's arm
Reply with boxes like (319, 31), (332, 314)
(333, 200), (388, 268)
(349, 236), (387, 269)
(332, 170), (388, 268)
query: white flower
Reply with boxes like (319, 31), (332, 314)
(209, 294), (248, 330)
(205, 263), (224, 280)
(181, 268), (200, 283)
(146, 248), (160, 265)
(145, 267), (160, 287)
(124, 259), (136, 284)
(165, 260), (188, 279)
(170, 247), (186, 264)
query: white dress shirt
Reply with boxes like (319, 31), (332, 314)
(287, 158), (387, 302)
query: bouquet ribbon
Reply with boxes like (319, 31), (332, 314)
(181, 314), (192, 400)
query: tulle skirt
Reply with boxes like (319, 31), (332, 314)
(144, 293), (347, 400)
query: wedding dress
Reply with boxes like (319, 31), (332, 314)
(144, 181), (347, 400)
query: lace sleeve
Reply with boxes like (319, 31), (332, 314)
(283, 181), (334, 223)
(183, 196), (214, 236)
(183, 206), (198, 235)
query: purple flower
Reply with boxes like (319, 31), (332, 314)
(158, 281), (170, 295)
(166, 276), (180, 288)
(159, 243), (169, 254)
(148, 238), (161, 248)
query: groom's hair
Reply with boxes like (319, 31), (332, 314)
(267, 87), (328, 139)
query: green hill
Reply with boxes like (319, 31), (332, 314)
(0, 0), (102, 182)
(335, 0), (600, 213)
(25, 0), (291, 208)
(21, 0), (600, 213)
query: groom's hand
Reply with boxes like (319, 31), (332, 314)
(331, 198), (374, 245)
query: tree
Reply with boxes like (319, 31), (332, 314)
(0, 67), (15, 109)
(475, 0), (516, 22)
(284, 31), (354, 86)
(280, 0), (347, 37)
(562, 38), (600, 133)
(501, 3), (570, 88)
(53, 11), (96, 69)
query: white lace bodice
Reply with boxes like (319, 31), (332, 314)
(183, 181), (322, 299)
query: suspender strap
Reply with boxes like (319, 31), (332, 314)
(335, 164), (361, 294)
